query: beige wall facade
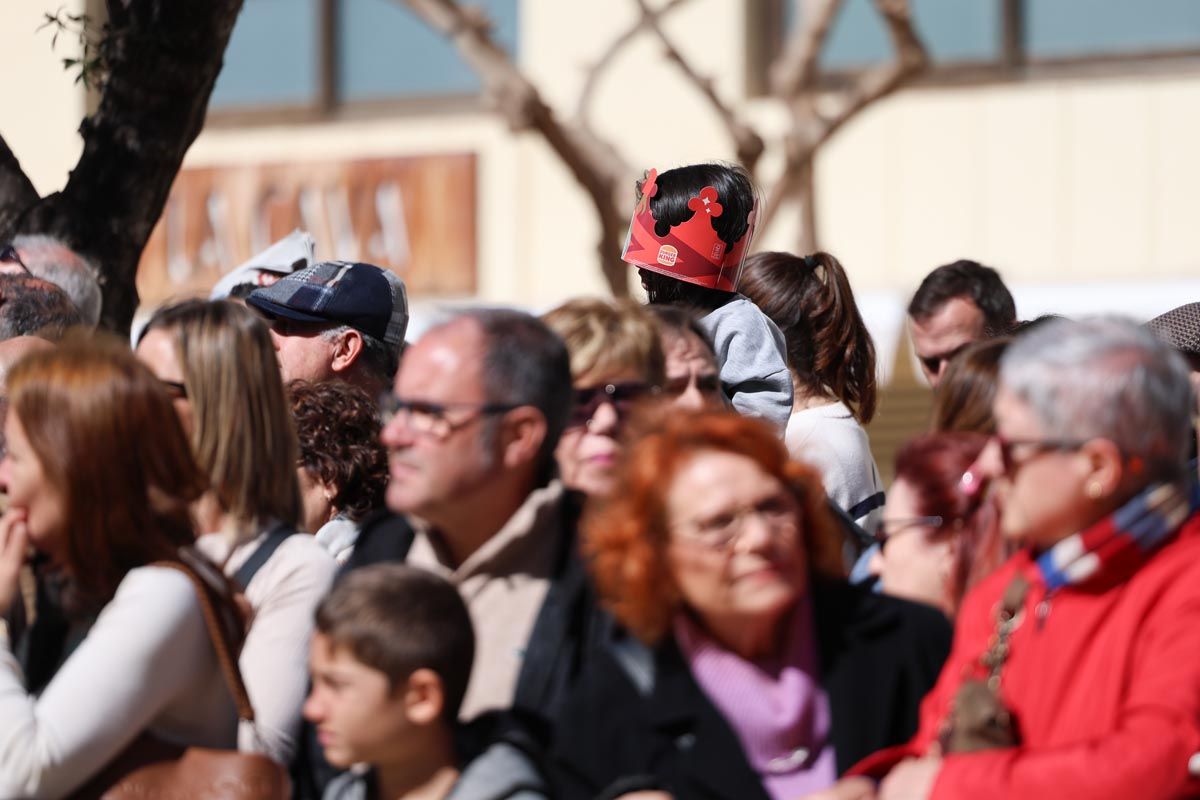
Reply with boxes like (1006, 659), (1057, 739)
(5, 1), (1200, 313)
(0, 0), (89, 196)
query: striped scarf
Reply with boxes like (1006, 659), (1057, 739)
(1036, 478), (1200, 592)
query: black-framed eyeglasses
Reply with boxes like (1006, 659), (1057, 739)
(568, 381), (656, 429)
(378, 392), (520, 439)
(994, 434), (1088, 474)
(0, 244), (31, 275)
(159, 379), (188, 400)
(874, 516), (944, 552)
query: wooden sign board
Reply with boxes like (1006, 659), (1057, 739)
(137, 153), (476, 308)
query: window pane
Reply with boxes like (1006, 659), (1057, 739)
(337, 0), (520, 102)
(1027, 0), (1200, 59)
(790, 0), (1000, 69)
(211, 0), (321, 109)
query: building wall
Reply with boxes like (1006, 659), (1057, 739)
(0, 0), (89, 196)
(5, 1), (1200, 308)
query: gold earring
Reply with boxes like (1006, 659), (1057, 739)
(1086, 482), (1103, 500)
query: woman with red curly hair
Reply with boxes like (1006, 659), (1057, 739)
(545, 409), (951, 800)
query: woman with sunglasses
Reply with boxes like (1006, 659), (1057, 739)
(542, 298), (664, 497)
(545, 409), (950, 800)
(870, 432), (1004, 618)
(847, 317), (1200, 800)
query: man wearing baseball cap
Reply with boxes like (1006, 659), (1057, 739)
(248, 260), (408, 395)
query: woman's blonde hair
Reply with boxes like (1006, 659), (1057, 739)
(542, 298), (666, 386)
(143, 300), (301, 537)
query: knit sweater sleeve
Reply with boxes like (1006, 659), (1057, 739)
(0, 567), (218, 799)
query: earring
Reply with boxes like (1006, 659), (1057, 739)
(1086, 482), (1103, 500)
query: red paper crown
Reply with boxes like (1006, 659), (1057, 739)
(620, 168), (758, 293)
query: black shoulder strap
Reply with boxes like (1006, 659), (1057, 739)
(234, 524), (295, 591)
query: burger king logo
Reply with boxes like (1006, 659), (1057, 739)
(657, 245), (679, 267)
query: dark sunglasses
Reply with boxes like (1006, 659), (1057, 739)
(568, 382), (655, 429)
(0, 244), (31, 275)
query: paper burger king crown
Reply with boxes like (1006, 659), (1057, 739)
(620, 168), (758, 293)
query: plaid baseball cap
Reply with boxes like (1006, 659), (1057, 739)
(1147, 302), (1200, 359)
(247, 261), (408, 349)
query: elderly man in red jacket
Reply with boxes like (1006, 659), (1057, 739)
(820, 316), (1200, 800)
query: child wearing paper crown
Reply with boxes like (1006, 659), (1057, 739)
(623, 162), (793, 430)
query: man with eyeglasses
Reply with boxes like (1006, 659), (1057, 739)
(849, 317), (1200, 800)
(370, 306), (601, 720)
(907, 260), (1016, 389)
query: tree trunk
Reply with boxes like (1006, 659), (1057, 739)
(3, 0), (244, 334)
(794, 158), (818, 254)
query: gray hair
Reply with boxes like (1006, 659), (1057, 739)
(12, 235), (102, 327)
(1001, 316), (1195, 480)
(320, 324), (401, 383)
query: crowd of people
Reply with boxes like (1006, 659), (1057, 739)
(0, 161), (1197, 800)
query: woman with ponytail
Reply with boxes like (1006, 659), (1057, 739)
(740, 251), (884, 537)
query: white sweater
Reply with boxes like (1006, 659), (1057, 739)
(785, 401), (884, 533)
(197, 529), (336, 764)
(0, 567), (237, 799)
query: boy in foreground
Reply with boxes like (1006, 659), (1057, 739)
(304, 564), (547, 800)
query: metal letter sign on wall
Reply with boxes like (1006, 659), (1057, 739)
(137, 153), (477, 307)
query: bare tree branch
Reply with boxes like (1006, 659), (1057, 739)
(760, 0), (927, 246)
(632, 0), (765, 174)
(575, 0), (691, 129)
(0, 133), (40, 239)
(399, 0), (633, 295)
(813, 0), (928, 146)
(770, 0), (843, 99)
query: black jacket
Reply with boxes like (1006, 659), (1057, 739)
(546, 579), (952, 800)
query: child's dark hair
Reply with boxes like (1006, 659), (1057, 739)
(638, 162), (757, 311)
(314, 564), (475, 723)
(739, 251), (878, 423)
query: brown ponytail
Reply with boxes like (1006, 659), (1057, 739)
(739, 251), (878, 423)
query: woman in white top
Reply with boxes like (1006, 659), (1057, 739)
(740, 251), (885, 543)
(137, 300), (336, 765)
(0, 336), (237, 798)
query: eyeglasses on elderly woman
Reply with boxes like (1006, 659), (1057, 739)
(671, 490), (799, 551)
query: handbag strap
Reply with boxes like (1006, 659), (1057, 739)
(979, 574), (1030, 687)
(233, 524), (294, 592)
(150, 556), (256, 723)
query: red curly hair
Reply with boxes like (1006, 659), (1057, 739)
(583, 408), (844, 644)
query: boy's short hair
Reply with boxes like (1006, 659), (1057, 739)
(315, 564), (475, 721)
